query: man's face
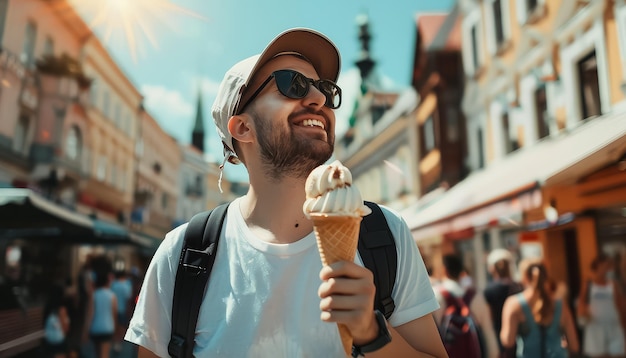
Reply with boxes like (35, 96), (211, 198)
(244, 55), (336, 180)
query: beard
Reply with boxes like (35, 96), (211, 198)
(253, 109), (334, 181)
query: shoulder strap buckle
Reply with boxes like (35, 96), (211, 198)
(168, 334), (187, 358)
(380, 296), (396, 319)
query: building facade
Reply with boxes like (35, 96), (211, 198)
(405, 0), (626, 297)
(132, 109), (181, 243)
(0, 1), (236, 354)
(336, 15), (421, 212)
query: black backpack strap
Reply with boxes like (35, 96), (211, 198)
(168, 203), (230, 358)
(358, 201), (397, 319)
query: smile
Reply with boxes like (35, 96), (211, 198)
(300, 119), (325, 130)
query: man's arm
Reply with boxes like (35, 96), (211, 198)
(560, 299), (580, 354)
(368, 314), (448, 357)
(320, 262), (447, 357)
(138, 346), (160, 358)
(499, 296), (519, 348)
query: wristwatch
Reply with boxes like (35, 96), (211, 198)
(351, 310), (392, 357)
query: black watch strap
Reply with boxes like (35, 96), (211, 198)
(351, 310), (392, 357)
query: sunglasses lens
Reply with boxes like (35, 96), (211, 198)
(317, 81), (341, 109)
(275, 71), (307, 98)
(274, 70), (341, 109)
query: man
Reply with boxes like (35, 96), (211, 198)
(434, 254), (499, 358)
(483, 248), (522, 353)
(125, 28), (446, 357)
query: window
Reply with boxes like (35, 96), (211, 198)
(492, 0), (505, 48)
(423, 116), (435, 153)
(21, 21), (37, 66)
(13, 115), (30, 154)
(517, 0), (544, 24)
(119, 167), (126, 191)
(43, 36), (54, 56)
(534, 86), (549, 140)
(111, 164), (117, 186)
(0, 0), (9, 46)
(162, 193), (168, 210)
(470, 25), (479, 71)
(501, 112), (518, 154)
(135, 138), (143, 157)
(65, 126), (82, 161)
(578, 50), (601, 119)
(462, 9), (483, 76)
(113, 102), (121, 128)
(97, 156), (107, 181)
(102, 90), (110, 118)
(477, 127), (485, 169)
(447, 108), (460, 142)
(90, 78), (98, 106)
(526, 0), (538, 14)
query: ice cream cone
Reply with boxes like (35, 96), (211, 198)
(310, 214), (362, 356)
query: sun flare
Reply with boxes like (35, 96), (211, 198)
(62, 0), (207, 62)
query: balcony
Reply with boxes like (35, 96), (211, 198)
(185, 184), (203, 197)
(0, 47), (27, 81)
(0, 136), (31, 170)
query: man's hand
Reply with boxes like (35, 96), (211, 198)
(318, 261), (379, 345)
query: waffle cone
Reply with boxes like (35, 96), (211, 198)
(310, 214), (362, 356)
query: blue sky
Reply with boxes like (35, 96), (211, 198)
(77, 0), (455, 181)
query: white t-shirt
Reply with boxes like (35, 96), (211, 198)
(125, 198), (438, 357)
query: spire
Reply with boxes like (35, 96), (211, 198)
(355, 14), (376, 90)
(191, 87), (205, 153)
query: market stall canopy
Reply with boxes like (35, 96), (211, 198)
(403, 110), (626, 241)
(0, 189), (151, 247)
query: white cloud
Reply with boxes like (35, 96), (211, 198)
(141, 84), (195, 142)
(198, 77), (221, 97)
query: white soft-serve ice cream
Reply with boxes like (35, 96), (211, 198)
(303, 160), (371, 356)
(303, 160), (371, 218)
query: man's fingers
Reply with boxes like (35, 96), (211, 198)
(319, 261), (374, 281)
(320, 292), (371, 312)
(318, 276), (375, 298)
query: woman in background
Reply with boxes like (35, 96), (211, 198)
(577, 254), (626, 358)
(43, 284), (70, 358)
(500, 258), (579, 358)
(85, 255), (117, 358)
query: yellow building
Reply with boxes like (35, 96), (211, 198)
(407, 0), (626, 295)
(132, 109), (181, 242)
(77, 34), (142, 223)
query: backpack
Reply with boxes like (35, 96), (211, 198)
(439, 288), (485, 358)
(168, 201), (398, 358)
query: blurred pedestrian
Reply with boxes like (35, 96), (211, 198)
(434, 254), (499, 358)
(85, 255), (117, 358)
(577, 254), (626, 358)
(43, 284), (70, 358)
(484, 248), (523, 353)
(75, 255), (94, 355)
(500, 258), (579, 358)
(110, 269), (132, 353)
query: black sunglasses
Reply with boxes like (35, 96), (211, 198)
(237, 69), (342, 114)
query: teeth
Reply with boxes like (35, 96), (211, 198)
(302, 119), (325, 129)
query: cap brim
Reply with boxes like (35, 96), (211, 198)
(236, 28), (340, 113)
